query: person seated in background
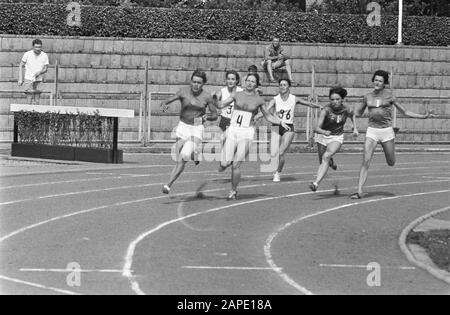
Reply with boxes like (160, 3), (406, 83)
(261, 37), (294, 84)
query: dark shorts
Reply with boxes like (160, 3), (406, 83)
(273, 124), (294, 137)
(219, 116), (231, 132)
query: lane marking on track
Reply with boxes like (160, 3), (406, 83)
(1, 167), (447, 207)
(319, 264), (416, 270)
(264, 189), (450, 295)
(20, 268), (126, 273)
(181, 266), (282, 271)
(123, 180), (450, 295)
(422, 176), (450, 180)
(1, 177), (449, 294)
(0, 274), (81, 295)
(0, 176), (123, 190)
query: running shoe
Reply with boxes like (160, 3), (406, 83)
(309, 182), (318, 192)
(162, 185), (171, 194)
(227, 190), (238, 200)
(273, 172), (281, 182)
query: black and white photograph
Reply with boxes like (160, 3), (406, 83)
(0, 0), (449, 299)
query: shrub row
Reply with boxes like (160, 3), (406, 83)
(1, 3), (449, 46)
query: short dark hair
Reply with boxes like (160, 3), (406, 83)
(279, 78), (291, 87)
(225, 70), (240, 84)
(372, 70), (389, 85)
(329, 87), (348, 99)
(247, 65), (258, 73)
(191, 70), (207, 84)
(32, 39), (43, 46)
(245, 73), (260, 87)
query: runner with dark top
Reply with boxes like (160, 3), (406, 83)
(161, 70), (218, 194)
(309, 87), (358, 192)
(351, 70), (436, 199)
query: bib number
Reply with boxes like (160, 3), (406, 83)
(278, 109), (292, 121)
(231, 110), (252, 128)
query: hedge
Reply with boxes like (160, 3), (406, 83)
(0, 3), (449, 45)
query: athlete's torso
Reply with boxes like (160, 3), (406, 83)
(274, 94), (296, 124)
(178, 88), (211, 125)
(365, 90), (395, 129)
(322, 105), (351, 136)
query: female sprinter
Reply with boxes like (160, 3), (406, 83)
(214, 73), (290, 200)
(351, 70), (436, 199)
(309, 87), (358, 192)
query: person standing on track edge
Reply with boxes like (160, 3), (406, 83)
(213, 73), (290, 200)
(351, 70), (436, 199)
(161, 70), (218, 194)
(309, 87), (358, 192)
(18, 39), (49, 105)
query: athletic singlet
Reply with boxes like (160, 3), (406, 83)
(321, 105), (351, 136)
(220, 86), (243, 119)
(364, 90), (396, 129)
(180, 105), (206, 126)
(274, 94), (296, 124)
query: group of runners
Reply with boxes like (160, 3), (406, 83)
(160, 69), (435, 200)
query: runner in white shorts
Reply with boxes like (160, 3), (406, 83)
(351, 70), (436, 199)
(161, 70), (218, 194)
(309, 87), (358, 192)
(266, 78), (320, 182)
(213, 73), (290, 200)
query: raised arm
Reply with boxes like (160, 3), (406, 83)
(296, 96), (321, 109)
(393, 101), (434, 119)
(160, 90), (181, 112)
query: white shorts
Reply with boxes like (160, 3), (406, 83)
(222, 125), (255, 163)
(175, 121), (204, 141)
(315, 134), (344, 146)
(366, 127), (395, 143)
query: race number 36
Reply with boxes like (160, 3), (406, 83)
(66, 2), (82, 27)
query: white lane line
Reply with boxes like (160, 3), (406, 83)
(0, 176), (123, 190)
(2, 159), (448, 190)
(0, 274), (81, 295)
(319, 264), (416, 270)
(182, 266), (282, 271)
(1, 177), (448, 294)
(122, 179), (450, 295)
(1, 167), (447, 207)
(20, 268), (126, 273)
(422, 176), (450, 180)
(264, 189), (450, 296)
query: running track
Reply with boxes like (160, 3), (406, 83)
(1, 153), (449, 295)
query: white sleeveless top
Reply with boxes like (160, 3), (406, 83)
(274, 94), (296, 124)
(221, 86), (243, 119)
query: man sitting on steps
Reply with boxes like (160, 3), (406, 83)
(261, 37), (294, 84)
